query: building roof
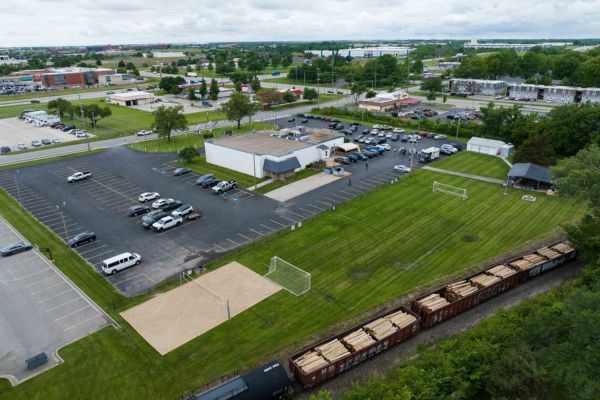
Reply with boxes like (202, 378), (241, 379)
(336, 143), (359, 152)
(263, 157), (301, 174)
(467, 137), (507, 148)
(509, 163), (552, 183)
(109, 91), (154, 101)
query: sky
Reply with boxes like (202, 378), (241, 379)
(2, 0), (600, 47)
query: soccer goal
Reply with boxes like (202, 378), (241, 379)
(433, 181), (468, 200)
(264, 256), (311, 296)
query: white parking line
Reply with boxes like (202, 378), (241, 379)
(249, 229), (264, 237)
(296, 206), (316, 215)
(213, 243), (226, 251)
(63, 314), (102, 332)
(25, 273), (61, 288)
(30, 279), (67, 295)
(285, 209), (305, 219)
(86, 249), (115, 260)
(260, 224), (275, 232)
(270, 219), (287, 227)
(14, 268), (48, 281)
(45, 297), (80, 312)
(38, 288), (72, 303)
(54, 305), (90, 322)
(305, 203), (326, 211)
(226, 238), (240, 246)
(331, 192), (351, 200)
(77, 244), (108, 255)
(238, 233), (252, 241)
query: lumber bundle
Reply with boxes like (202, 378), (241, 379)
(315, 339), (351, 363)
(523, 253), (547, 266)
(385, 310), (418, 329)
(537, 247), (561, 260)
(417, 293), (450, 311)
(469, 274), (501, 289)
(509, 258), (532, 271)
(486, 264), (517, 278)
(363, 318), (398, 341)
(551, 242), (574, 254)
(294, 350), (329, 374)
(342, 329), (376, 352)
(446, 280), (478, 301)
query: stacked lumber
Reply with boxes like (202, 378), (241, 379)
(446, 280), (478, 301)
(385, 310), (418, 329)
(417, 293), (450, 311)
(342, 329), (376, 352)
(363, 318), (397, 341)
(469, 273), (501, 289)
(523, 253), (547, 266)
(294, 351), (329, 374)
(509, 258), (532, 271)
(315, 339), (351, 363)
(551, 242), (574, 254)
(486, 264), (517, 278)
(537, 247), (561, 260)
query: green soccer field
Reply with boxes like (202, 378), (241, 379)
(0, 169), (585, 400)
(433, 152), (510, 180)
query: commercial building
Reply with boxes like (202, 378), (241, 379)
(205, 128), (344, 181)
(506, 83), (600, 104)
(32, 67), (114, 88)
(0, 55), (27, 65)
(109, 91), (154, 106)
(467, 137), (513, 157)
(307, 47), (411, 58)
(464, 38), (572, 51)
(437, 61), (461, 69)
(358, 91), (420, 113)
(449, 79), (507, 96)
(98, 73), (133, 86)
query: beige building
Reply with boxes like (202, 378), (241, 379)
(98, 73), (133, 86)
(358, 91), (420, 113)
(109, 91), (154, 106)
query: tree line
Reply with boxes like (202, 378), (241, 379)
(47, 98), (112, 126)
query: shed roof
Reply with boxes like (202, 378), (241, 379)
(467, 137), (507, 148)
(508, 163), (552, 183)
(263, 157), (301, 174)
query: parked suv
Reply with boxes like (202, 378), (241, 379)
(142, 210), (167, 229)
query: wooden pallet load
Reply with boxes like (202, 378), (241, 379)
(486, 264), (517, 279)
(469, 273), (501, 289)
(363, 318), (398, 341)
(417, 293), (450, 311)
(446, 280), (478, 301)
(294, 350), (329, 374)
(385, 309), (418, 329)
(342, 328), (376, 352)
(315, 339), (351, 363)
(551, 241), (574, 254)
(537, 247), (562, 260)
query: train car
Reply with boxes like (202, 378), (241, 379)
(289, 306), (420, 388)
(509, 241), (577, 282)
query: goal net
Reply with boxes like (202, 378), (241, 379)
(264, 256), (311, 296)
(433, 181), (468, 200)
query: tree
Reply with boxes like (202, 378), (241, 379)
(552, 144), (600, 206)
(512, 133), (557, 166)
(575, 56), (600, 87)
(366, 89), (376, 98)
(282, 90), (297, 103)
(303, 87), (318, 101)
(152, 105), (188, 142)
(250, 76), (261, 92)
(234, 81), (242, 92)
(221, 92), (256, 128)
(411, 58), (424, 74)
(125, 62), (135, 70)
(442, 94), (448, 103)
(47, 98), (73, 119)
(95, 59), (102, 66)
(350, 83), (366, 102)
(159, 76), (186, 94)
(198, 80), (208, 99)
(82, 103), (112, 126)
(207, 63), (214, 71)
(117, 59), (126, 68)
(420, 78), (442, 93)
(309, 391), (333, 400)
(187, 88), (197, 100)
(179, 146), (198, 163)
(426, 91), (437, 101)
(209, 79), (220, 101)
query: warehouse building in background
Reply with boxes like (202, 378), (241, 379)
(449, 79), (507, 96)
(205, 128), (343, 181)
(507, 83), (600, 104)
(307, 46), (411, 58)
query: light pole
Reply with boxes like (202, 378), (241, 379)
(56, 202), (68, 242)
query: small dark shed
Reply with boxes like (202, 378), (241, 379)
(263, 157), (301, 181)
(508, 163), (553, 191)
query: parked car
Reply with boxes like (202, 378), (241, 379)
(391, 133), (399, 141)
(353, 152), (368, 161)
(51, 138), (60, 144)
(354, 135), (364, 142)
(288, 117), (295, 123)
(30, 99), (40, 104)
(301, 118), (309, 123)
(159, 199), (183, 212)
(101, 252), (141, 275)
(196, 174), (216, 186)
(340, 129), (352, 135)
(379, 143), (391, 151)
(349, 125), (358, 132)
(362, 128), (370, 135)
(75, 132), (88, 138)
(152, 198), (170, 209)
(142, 210), (168, 229)
(362, 150), (376, 158)
(173, 167), (191, 176)
(128, 205), (150, 217)
(347, 154), (359, 163)
(212, 180), (237, 194)
(0, 242), (32, 256)
(0, 146), (11, 154)
(31, 140), (42, 147)
(41, 138), (51, 145)
(17, 143), (28, 150)
(441, 144), (458, 154)
(200, 177), (220, 188)
(393, 165), (412, 173)
(433, 134), (447, 140)
(67, 171), (91, 183)
(136, 130), (153, 136)
(400, 135), (408, 142)
(61, 125), (75, 132)
(334, 156), (350, 165)
(68, 232), (96, 247)
(52, 124), (65, 130)
(370, 129), (379, 136)
(450, 142), (464, 151)
(138, 192), (160, 202)
(152, 215), (183, 232)
(172, 204), (193, 217)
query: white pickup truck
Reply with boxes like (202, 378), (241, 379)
(67, 171), (92, 183)
(152, 215), (183, 232)
(212, 180), (237, 194)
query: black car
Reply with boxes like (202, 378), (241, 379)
(362, 150), (377, 158)
(362, 128), (370, 135)
(301, 118), (309, 123)
(61, 125), (75, 132)
(296, 113), (305, 117)
(0, 242), (32, 256)
(350, 121), (360, 126)
(0, 146), (10, 154)
(335, 124), (344, 130)
(30, 99), (40, 104)
(159, 199), (183, 212)
(173, 167), (191, 176)
(334, 156), (350, 165)
(68, 232), (96, 247)
(340, 129), (352, 135)
(450, 142), (464, 151)
(142, 210), (168, 229)
(375, 138), (387, 144)
(354, 135), (363, 142)
(196, 173), (215, 185)
(41, 138), (51, 145)
(201, 177), (220, 188)
(129, 205), (150, 217)
(328, 122), (337, 128)
(287, 117), (295, 123)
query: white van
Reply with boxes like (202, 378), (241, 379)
(101, 252), (141, 275)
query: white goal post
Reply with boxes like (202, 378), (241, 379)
(264, 256), (311, 296)
(433, 181), (468, 200)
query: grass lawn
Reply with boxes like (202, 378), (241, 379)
(0, 168), (585, 400)
(434, 152), (510, 180)
(263, 76), (332, 88)
(254, 168), (321, 194)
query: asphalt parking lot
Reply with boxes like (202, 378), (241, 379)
(0, 118), (85, 151)
(0, 217), (110, 383)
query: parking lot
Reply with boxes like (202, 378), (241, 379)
(0, 117), (84, 152)
(0, 217), (110, 383)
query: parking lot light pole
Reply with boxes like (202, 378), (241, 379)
(56, 203), (68, 242)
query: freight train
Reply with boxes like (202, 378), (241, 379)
(186, 241), (576, 399)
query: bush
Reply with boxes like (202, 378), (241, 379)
(202, 132), (214, 139)
(178, 146), (199, 163)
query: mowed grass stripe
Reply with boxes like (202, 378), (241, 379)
(434, 152), (510, 180)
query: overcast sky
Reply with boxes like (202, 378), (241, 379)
(2, 0), (600, 47)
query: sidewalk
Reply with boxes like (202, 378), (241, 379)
(264, 172), (349, 202)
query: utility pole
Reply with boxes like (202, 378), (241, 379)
(455, 118), (460, 138)
(77, 74), (89, 151)
(317, 68), (320, 108)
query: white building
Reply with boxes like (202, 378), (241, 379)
(205, 128), (344, 181)
(98, 73), (133, 86)
(150, 51), (186, 58)
(0, 55), (27, 65)
(307, 47), (411, 58)
(449, 79), (507, 96)
(506, 83), (600, 104)
(437, 62), (461, 69)
(464, 39), (572, 51)
(467, 137), (513, 157)
(109, 91), (154, 106)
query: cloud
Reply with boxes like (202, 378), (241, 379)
(1, 0), (600, 46)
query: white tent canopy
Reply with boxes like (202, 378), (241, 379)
(336, 143), (359, 153)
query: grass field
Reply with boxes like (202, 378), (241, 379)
(434, 152), (510, 180)
(0, 83), (142, 103)
(0, 167), (585, 400)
